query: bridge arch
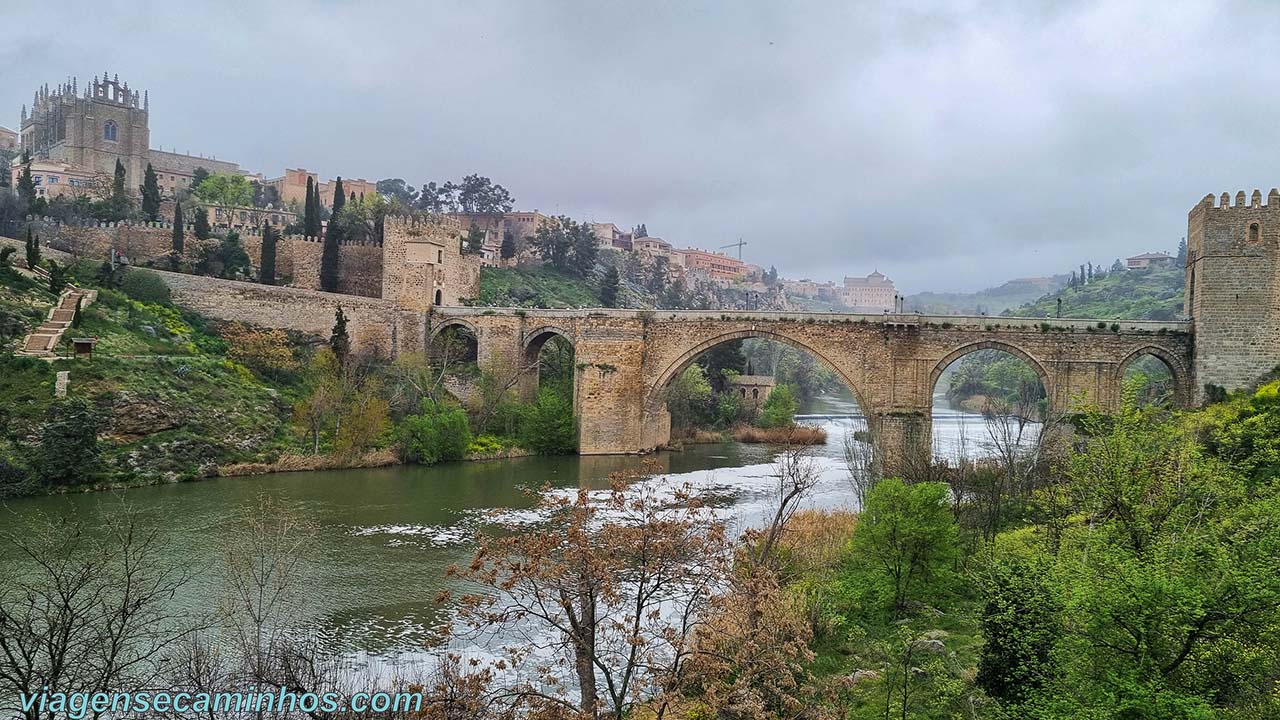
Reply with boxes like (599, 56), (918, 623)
(522, 325), (576, 365)
(928, 340), (1053, 409)
(644, 328), (874, 418)
(427, 317), (480, 345)
(1114, 345), (1191, 407)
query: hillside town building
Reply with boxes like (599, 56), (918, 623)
(1126, 251), (1175, 269)
(0, 126), (16, 151)
(841, 270), (896, 311)
(263, 168), (377, 209)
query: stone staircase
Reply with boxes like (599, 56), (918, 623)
(18, 282), (97, 357)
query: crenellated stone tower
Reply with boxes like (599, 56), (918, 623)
(20, 74), (150, 187)
(1185, 189), (1280, 399)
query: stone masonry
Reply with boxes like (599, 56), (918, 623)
(428, 309), (1195, 471)
(1185, 190), (1280, 400)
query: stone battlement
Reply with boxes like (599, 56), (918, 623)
(1194, 189), (1280, 211)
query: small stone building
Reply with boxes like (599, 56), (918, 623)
(728, 374), (776, 408)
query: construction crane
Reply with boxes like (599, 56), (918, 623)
(719, 239), (747, 259)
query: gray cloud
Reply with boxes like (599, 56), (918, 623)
(4, 0), (1279, 292)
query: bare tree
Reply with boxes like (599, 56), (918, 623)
(843, 418), (881, 508)
(0, 503), (195, 720)
(448, 471), (731, 720)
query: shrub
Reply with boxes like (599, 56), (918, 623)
(398, 401), (471, 465)
(466, 434), (506, 456)
(35, 396), (101, 486)
(119, 268), (171, 304)
(757, 383), (799, 428)
(847, 478), (959, 616)
(0, 454), (41, 498)
(519, 389), (577, 455)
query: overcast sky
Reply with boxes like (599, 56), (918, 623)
(4, 1), (1279, 293)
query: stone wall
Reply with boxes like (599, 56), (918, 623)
(288, 237), (384, 298)
(1185, 190), (1280, 399)
(155, 270), (426, 356)
(382, 215), (481, 311)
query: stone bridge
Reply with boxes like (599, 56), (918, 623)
(429, 308), (1194, 467)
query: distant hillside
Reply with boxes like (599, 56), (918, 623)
(905, 275), (1067, 315)
(1004, 265), (1184, 320)
(477, 265), (603, 308)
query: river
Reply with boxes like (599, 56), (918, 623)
(0, 391), (1011, 671)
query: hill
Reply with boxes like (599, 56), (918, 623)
(906, 275), (1067, 315)
(1005, 265), (1184, 320)
(477, 265), (603, 308)
(0, 260), (303, 495)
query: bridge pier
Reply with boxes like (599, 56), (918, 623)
(874, 409), (932, 480)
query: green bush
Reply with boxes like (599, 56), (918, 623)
(846, 478), (959, 616)
(466, 434), (506, 456)
(35, 396), (102, 486)
(119, 268), (172, 304)
(397, 401), (471, 465)
(519, 388), (577, 455)
(757, 383), (798, 428)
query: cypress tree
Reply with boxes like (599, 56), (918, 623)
(140, 163), (161, 220)
(320, 179), (345, 292)
(171, 202), (185, 254)
(329, 305), (351, 370)
(304, 176), (318, 236)
(193, 207), (211, 240)
(260, 224), (277, 286)
(72, 295), (83, 328)
(500, 231), (516, 261)
(600, 264), (621, 308)
(25, 227), (40, 269)
(112, 159), (126, 199)
(16, 160), (36, 212)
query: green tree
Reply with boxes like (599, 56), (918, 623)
(193, 207), (211, 240)
(520, 388), (577, 454)
(320, 178), (345, 292)
(16, 158), (36, 212)
(112, 159), (126, 199)
(465, 223), (485, 254)
(849, 479), (959, 616)
(190, 166), (210, 190)
(304, 176), (319, 236)
(194, 173), (254, 208)
(260, 224), (277, 285)
(71, 296), (83, 328)
(329, 305), (351, 370)
(119, 269), (172, 304)
(36, 397), (101, 486)
(376, 178), (418, 205)
(757, 383), (798, 428)
(531, 215), (574, 272)
(600, 264), (621, 307)
(665, 365), (715, 431)
(47, 261), (65, 294)
(171, 201), (184, 254)
(216, 231), (251, 278)
(500, 230), (516, 261)
(24, 228), (39, 269)
(140, 163), (161, 220)
(398, 400), (471, 465)
(976, 557), (1060, 706)
(454, 174), (514, 213)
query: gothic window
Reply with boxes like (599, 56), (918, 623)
(434, 289), (443, 306)
(1249, 223), (1261, 243)
(103, 120), (118, 142)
